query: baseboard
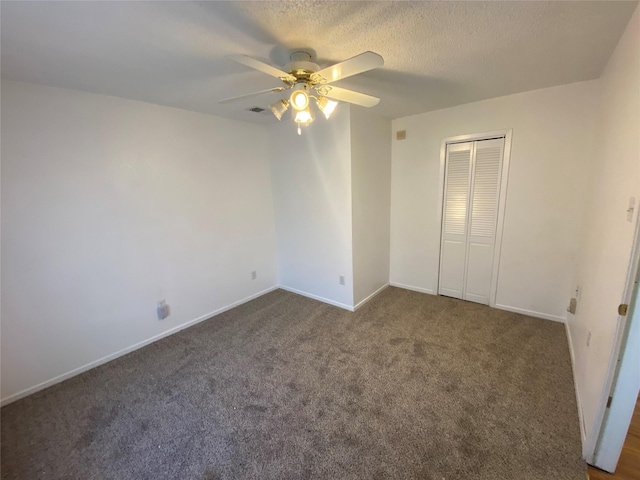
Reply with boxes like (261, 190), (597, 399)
(388, 285), (565, 324)
(278, 285), (354, 311)
(353, 283), (389, 311)
(389, 282), (435, 295)
(0, 285), (279, 407)
(565, 319), (587, 447)
(493, 303), (566, 323)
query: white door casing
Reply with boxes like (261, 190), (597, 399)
(588, 205), (640, 471)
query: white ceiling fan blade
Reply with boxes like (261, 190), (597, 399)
(228, 55), (296, 83)
(311, 51), (384, 84)
(319, 85), (380, 108)
(218, 87), (287, 104)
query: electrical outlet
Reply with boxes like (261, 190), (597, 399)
(251, 271), (257, 280)
(587, 331), (592, 347)
(339, 275), (345, 286)
(157, 300), (170, 320)
(567, 298), (577, 315)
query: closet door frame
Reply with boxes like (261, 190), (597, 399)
(436, 129), (513, 307)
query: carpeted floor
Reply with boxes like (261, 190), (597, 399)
(1, 287), (585, 479)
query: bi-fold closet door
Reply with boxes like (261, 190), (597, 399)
(438, 138), (505, 305)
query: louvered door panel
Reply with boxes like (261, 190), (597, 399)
(464, 138), (504, 304)
(444, 151), (471, 236)
(439, 142), (472, 299)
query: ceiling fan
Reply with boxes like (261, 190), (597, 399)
(219, 50), (384, 134)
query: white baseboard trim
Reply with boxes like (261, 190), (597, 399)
(493, 303), (566, 323)
(565, 319), (587, 447)
(389, 282), (435, 295)
(0, 285), (279, 407)
(278, 285), (355, 311)
(353, 283), (389, 311)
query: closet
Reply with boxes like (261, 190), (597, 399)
(438, 137), (505, 305)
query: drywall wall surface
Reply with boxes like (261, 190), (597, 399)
(350, 107), (392, 306)
(390, 80), (598, 321)
(567, 5), (640, 444)
(269, 106), (354, 308)
(1, 80), (278, 402)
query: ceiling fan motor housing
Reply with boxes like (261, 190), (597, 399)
(284, 51), (320, 83)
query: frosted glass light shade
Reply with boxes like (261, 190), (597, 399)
(290, 90), (309, 111)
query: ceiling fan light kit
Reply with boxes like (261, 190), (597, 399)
(220, 50), (384, 134)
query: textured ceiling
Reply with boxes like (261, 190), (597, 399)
(1, 1), (637, 123)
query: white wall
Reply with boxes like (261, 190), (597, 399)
(269, 106), (354, 308)
(351, 107), (391, 306)
(390, 80), (598, 321)
(567, 5), (640, 447)
(1, 80), (278, 404)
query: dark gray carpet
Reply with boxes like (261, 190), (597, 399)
(1, 287), (585, 479)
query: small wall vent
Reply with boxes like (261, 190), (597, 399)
(248, 106), (266, 113)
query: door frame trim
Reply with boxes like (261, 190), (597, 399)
(436, 129), (513, 307)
